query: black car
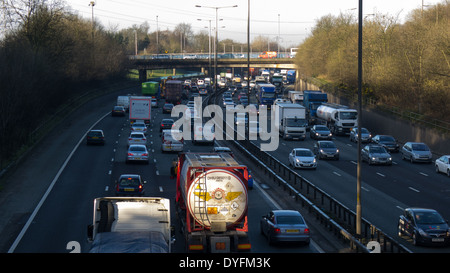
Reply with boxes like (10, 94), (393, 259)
(162, 103), (174, 114)
(111, 106), (125, 116)
(398, 208), (450, 246)
(86, 130), (105, 145)
(115, 174), (146, 196)
(160, 119), (174, 132)
(371, 135), (399, 153)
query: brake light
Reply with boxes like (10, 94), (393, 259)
(274, 228), (281, 234)
(304, 228), (310, 234)
(127, 153), (134, 156)
(142, 153), (148, 156)
(138, 184), (143, 192)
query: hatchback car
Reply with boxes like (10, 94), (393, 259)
(126, 145), (149, 164)
(162, 103), (174, 114)
(401, 142), (432, 163)
(111, 106), (125, 116)
(115, 174), (146, 196)
(371, 135), (399, 153)
(435, 155), (450, 176)
(260, 210), (310, 245)
(127, 132), (147, 147)
(361, 144), (392, 165)
(349, 127), (372, 143)
(310, 125), (332, 140)
(313, 140), (339, 160)
(131, 122), (147, 134)
(160, 119), (174, 132)
(161, 134), (184, 153)
(288, 148), (317, 169)
(398, 208), (450, 246)
(86, 130), (105, 145)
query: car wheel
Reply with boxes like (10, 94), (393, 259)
(447, 169), (450, 177)
(436, 165), (440, 173)
(412, 233), (419, 246)
(410, 157), (414, 164)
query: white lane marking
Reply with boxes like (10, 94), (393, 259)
(419, 172), (428, 177)
(408, 187), (420, 193)
(333, 171), (341, 176)
(8, 111), (110, 253)
(376, 172), (385, 177)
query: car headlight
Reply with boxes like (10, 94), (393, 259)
(295, 158), (300, 163)
(371, 157), (376, 161)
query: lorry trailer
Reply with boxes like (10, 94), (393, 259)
(87, 197), (172, 253)
(175, 152), (251, 253)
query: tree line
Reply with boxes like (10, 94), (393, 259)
(295, 1), (449, 122)
(0, 0), (129, 169)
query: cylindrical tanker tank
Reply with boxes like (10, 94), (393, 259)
(177, 153), (248, 229)
(316, 104), (344, 121)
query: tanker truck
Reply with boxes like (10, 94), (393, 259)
(175, 152), (251, 253)
(316, 103), (358, 135)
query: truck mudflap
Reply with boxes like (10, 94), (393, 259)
(186, 231), (251, 253)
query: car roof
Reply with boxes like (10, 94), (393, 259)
(119, 174), (141, 179)
(407, 207), (438, 213)
(272, 210), (302, 217)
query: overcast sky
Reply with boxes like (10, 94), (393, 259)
(66, 0), (443, 47)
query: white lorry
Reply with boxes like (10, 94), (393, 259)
(288, 90), (304, 104)
(87, 197), (173, 253)
(316, 103), (358, 135)
(129, 96), (151, 125)
(276, 102), (307, 140)
(117, 95), (130, 112)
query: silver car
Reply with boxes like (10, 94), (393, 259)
(126, 144), (149, 164)
(401, 142), (432, 163)
(260, 210), (310, 245)
(349, 127), (371, 143)
(127, 132), (147, 147)
(288, 148), (317, 169)
(313, 140), (339, 160)
(131, 122), (147, 134)
(361, 144), (392, 165)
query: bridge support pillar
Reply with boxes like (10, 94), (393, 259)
(173, 68), (176, 76)
(139, 69), (147, 82)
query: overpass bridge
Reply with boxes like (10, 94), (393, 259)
(128, 55), (297, 82)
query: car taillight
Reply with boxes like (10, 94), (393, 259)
(304, 228), (310, 234)
(138, 185), (143, 192)
(127, 153), (134, 156)
(142, 153), (148, 156)
(274, 228), (281, 234)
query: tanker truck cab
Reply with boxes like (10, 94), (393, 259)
(316, 103), (358, 135)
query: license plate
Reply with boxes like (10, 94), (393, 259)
(432, 238), (444, 242)
(286, 229), (299, 233)
(124, 188), (135, 192)
(92, 137), (98, 139)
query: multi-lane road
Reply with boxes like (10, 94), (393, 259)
(1, 84), (449, 253)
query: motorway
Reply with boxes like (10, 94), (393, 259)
(2, 83), (449, 253)
(3, 85), (320, 253)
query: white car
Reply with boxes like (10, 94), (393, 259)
(151, 98), (158, 108)
(126, 145), (149, 164)
(131, 122), (147, 134)
(288, 148), (317, 169)
(161, 134), (184, 153)
(127, 132), (147, 147)
(435, 155), (450, 176)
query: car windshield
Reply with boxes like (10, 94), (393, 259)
(262, 92), (275, 98)
(412, 144), (429, 151)
(379, 136), (395, 142)
(320, 142), (336, 148)
(89, 131), (102, 136)
(360, 128), (369, 133)
(295, 150), (313, 157)
(276, 215), (305, 225)
(119, 178), (140, 186)
(315, 126), (328, 131)
(130, 133), (144, 138)
(370, 146), (386, 153)
(415, 211), (446, 225)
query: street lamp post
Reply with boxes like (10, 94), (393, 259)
(196, 4), (238, 94)
(356, 0), (363, 238)
(198, 19), (212, 78)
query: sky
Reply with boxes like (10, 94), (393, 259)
(66, 0), (443, 47)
